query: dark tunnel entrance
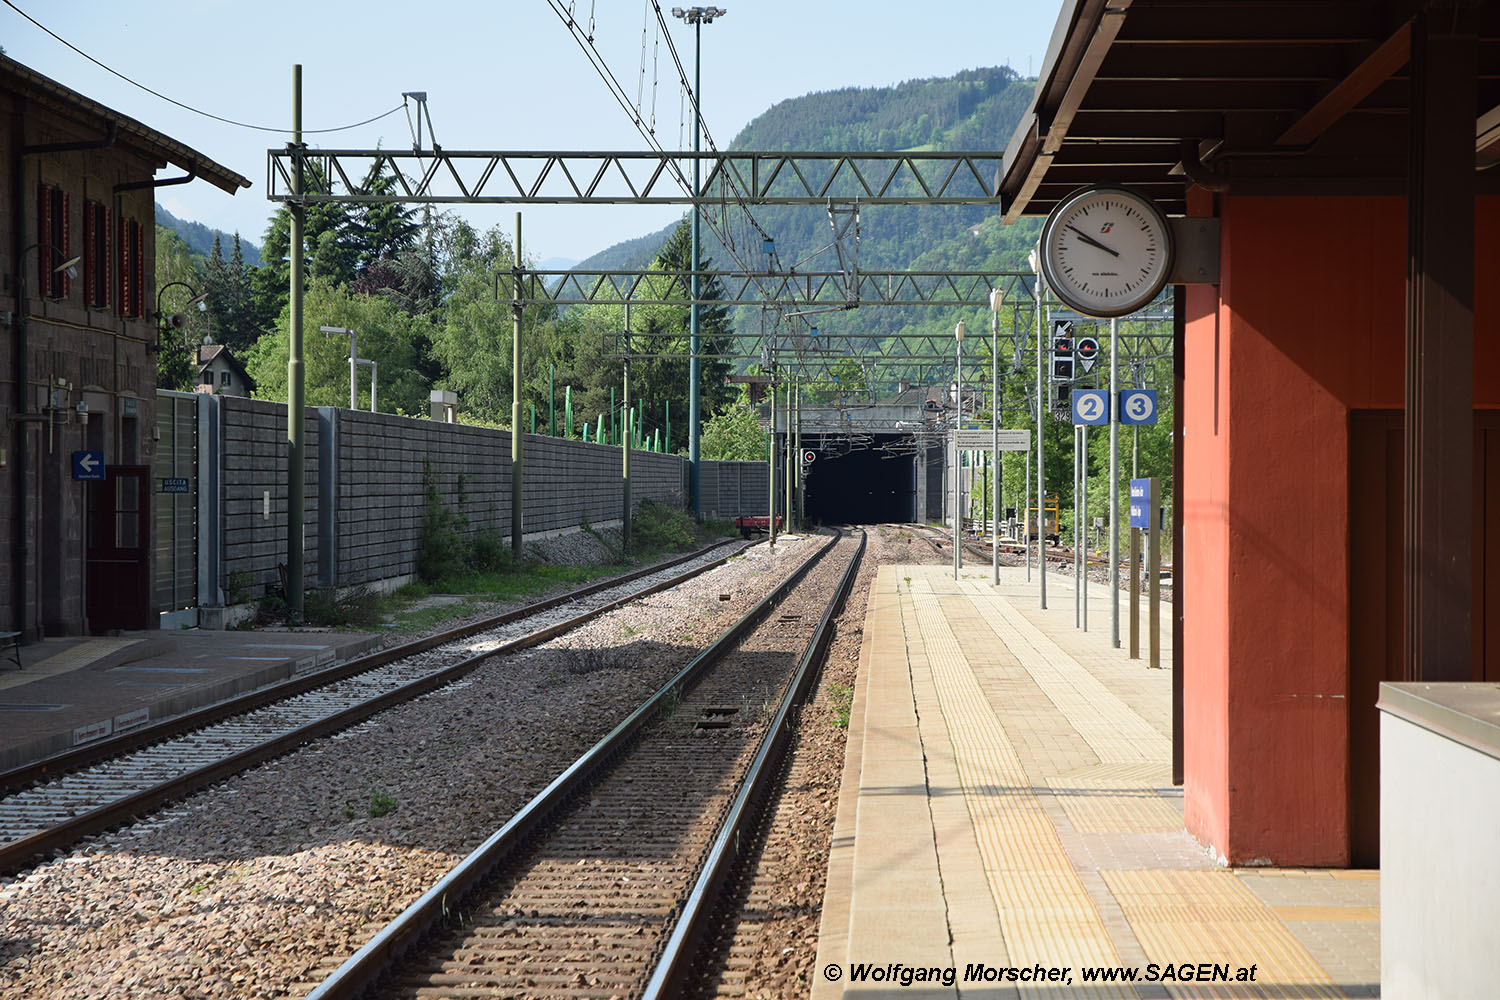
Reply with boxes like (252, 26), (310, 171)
(804, 434), (917, 525)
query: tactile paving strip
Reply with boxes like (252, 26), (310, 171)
(958, 577), (1170, 766)
(1102, 869), (1346, 999)
(907, 576), (1134, 997)
(1048, 763), (1185, 835)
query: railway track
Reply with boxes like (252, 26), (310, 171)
(299, 528), (865, 1000)
(0, 539), (751, 874)
(910, 522), (1173, 580)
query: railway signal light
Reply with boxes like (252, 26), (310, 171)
(1075, 335), (1100, 373)
(1051, 319), (1075, 383)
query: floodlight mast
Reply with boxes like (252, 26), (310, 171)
(669, 5), (728, 517)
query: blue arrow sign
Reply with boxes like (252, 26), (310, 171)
(1071, 389), (1109, 426)
(72, 450), (105, 481)
(1118, 388), (1158, 425)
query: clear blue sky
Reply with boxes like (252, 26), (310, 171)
(3, 0), (1064, 264)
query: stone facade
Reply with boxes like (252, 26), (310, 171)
(1, 55), (247, 637)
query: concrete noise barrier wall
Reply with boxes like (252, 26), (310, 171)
(179, 396), (722, 611)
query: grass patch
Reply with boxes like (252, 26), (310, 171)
(368, 790), (398, 818)
(828, 682), (854, 730)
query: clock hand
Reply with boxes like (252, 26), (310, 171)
(1066, 224), (1120, 258)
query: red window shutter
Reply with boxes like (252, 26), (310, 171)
(117, 214), (128, 316)
(101, 205), (110, 308)
(133, 221), (144, 319)
(36, 182), (49, 297)
(61, 192), (71, 299)
(83, 203), (95, 305)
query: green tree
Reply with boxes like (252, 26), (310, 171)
(153, 226), (210, 392)
(251, 161), (360, 327)
(203, 232), (260, 352)
(426, 220), (523, 421)
(701, 385), (767, 460)
(244, 277), (430, 415)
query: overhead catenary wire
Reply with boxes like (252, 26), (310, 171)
(2, 0), (403, 135)
(547, 0), (833, 373)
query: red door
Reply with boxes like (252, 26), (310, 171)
(86, 466), (151, 631)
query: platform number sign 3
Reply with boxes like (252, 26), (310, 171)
(1118, 388), (1158, 426)
(1071, 389), (1109, 426)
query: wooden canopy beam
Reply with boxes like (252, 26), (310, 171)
(1277, 21), (1411, 146)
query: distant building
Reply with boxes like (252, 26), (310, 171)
(1, 55), (248, 637)
(195, 343), (254, 397)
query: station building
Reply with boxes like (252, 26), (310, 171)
(1001, 0), (1499, 866)
(2, 55), (248, 639)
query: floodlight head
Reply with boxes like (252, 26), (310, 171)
(955, 320), (967, 343)
(989, 288), (1005, 312)
(671, 6), (685, 16)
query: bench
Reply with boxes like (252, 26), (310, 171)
(0, 631), (20, 671)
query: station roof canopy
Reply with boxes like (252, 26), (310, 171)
(2, 55), (250, 195)
(1000, 0), (1500, 220)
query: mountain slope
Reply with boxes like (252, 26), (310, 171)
(574, 66), (1040, 346)
(155, 204), (263, 268)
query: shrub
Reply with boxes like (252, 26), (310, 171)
(630, 499), (697, 555)
(417, 460), (468, 584)
(467, 527), (510, 573)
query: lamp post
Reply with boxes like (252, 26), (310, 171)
(152, 282), (208, 392)
(989, 287), (1004, 586)
(1028, 248), (1046, 609)
(319, 325), (361, 410)
(954, 318), (966, 580)
(670, 5), (726, 519)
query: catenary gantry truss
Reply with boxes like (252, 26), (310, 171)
(268, 145), (1173, 385)
(266, 150), (1007, 205)
(509, 266), (1172, 380)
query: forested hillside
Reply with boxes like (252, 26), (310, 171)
(151, 66), (1064, 466)
(155, 204), (262, 267)
(577, 65), (1043, 347)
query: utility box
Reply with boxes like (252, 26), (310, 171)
(430, 390), (458, 423)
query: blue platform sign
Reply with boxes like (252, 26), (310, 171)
(72, 450), (105, 481)
(1071, 388), (1109, 426)
(1118, 388), (1159, 426)
(1130, 479), (1151, 529)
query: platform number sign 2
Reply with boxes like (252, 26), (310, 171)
(1118, 389), (1158, 426)
(1071, 389), (1109, 426)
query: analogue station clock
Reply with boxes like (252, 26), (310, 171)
(1037, 185), (1174, 319)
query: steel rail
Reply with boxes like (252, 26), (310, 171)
(643, 528), (866, 998)
(304, 528), (846, 1000)
(0, 540), (748, 873)
(0, 538), (740, 795)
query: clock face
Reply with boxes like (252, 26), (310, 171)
(1038, 186), (1174, 318)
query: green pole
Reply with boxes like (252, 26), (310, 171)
(654, 428), (661, 452)
(285, 64), (305, 616)
(665, 399), (672, 454)
(530, 402), (536, 436)
(768, 376), (777, 549)
(510, 212), (523, 560)
(785, 374), (793, 534)
(610, 387), (617, 445)
(623, 302), (632, 551)
(548, 362), (556, 436)
(565, 386), (573, 438)
(583, 424), (590, 443)
(597, 413), (605, 443)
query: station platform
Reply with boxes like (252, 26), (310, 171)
(0, 627), (382, 773)
(814, 563), (1379, 999)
